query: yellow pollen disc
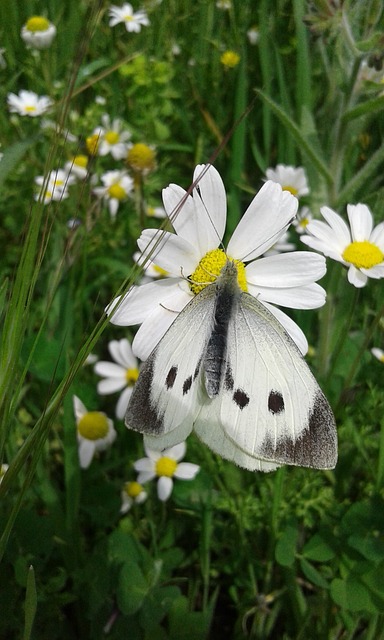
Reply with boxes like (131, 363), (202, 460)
(220, 50), (240, 68)
(124, 14), (133, 21)
(189, 249), (247, 295)
(55, 179), (64, 187)
(125, 367), (139, 385)
(104, 130), (120, 144)
(300, 217), (309, 228)
(342, 241), (383, 270)
(108, 183), (126, 200)
(155, 456), (177, 478)
(282, 185), (298, 196)
(126, 143), (156, 173)
(45, 190), (52, 199)
(147, 206), (155, 216)
(26, 16), (50, 32)
(73, 155), (88, 168)
(86, 134), (99, 155)
(25, 105), (37, 112)
(78, 412), (108, 440)
(124, 481), (143, 498)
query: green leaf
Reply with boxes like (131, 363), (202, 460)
(168, 595), (213, 640)
(330, 575), (377, 613)
(302, 534), (336, 562)
(300, 558), (330, 590)
(23, 566), (37, 640)
(342, 95), (384, 123)
(140, 585), (181, 630)
(275, 523), (298, 567)
(0, 139), (35, 188)
(117, 561), (150, 616)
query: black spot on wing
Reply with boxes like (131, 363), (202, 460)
(233, 388), (249, 410)
(268, 390), (285, 415)
(165, 366), (178, 389)
(224, 364), (234, 391)
(183, 375), (192, 395)
(125, 354), (165, 435)
(259, 391), (337, 469)
(194, 358), (202, 380)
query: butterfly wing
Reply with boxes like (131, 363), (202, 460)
(125, 284), (216, 450)
(194, 292), (337, 470)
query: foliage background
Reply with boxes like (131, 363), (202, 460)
(1, 0), (384, 638)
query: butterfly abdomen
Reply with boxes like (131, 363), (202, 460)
(203, 262), (241, 399)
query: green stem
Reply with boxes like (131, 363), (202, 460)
(328, 286), (360, 379)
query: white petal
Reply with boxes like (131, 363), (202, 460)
(319, 206), (351, 245)
(134, 458), (155, 472)
(166, 441), (186, 461)
(174, 462), (200, 480)
(73, 396), (87, 421)
(137, 470), (156, 484)
(347, 265), (367, 287)
(246, 252), (326, 287)
(347, 204), (373, 241)
(262, 302), (308, 354)
(107, 278), (182, 326)
(370, 222), (384, 250)
(372, 348), (384, 361)
(116, 387), (132, 419)
(157, 476), (173, 501)
(138, 229), (198, 275)
(190, 164), (227, 253)
(94, 361), (126, 378)
(300, 233), (347, 264)
(109, 338), (137, 368)
(361, 263), (384, 279)
(78, 439), (95, 469)
(97, 377), (127, 394)
(227, 181), (298, 261)
(249, 282), (326, 310)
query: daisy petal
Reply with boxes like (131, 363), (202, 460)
(167, 441), (186, 461)
(370, 221), (384, 250)
(78, 440), (95, 469)
(94, 362), (126, 378)
(227, 181), (298, 261)
(108, 279), (182, 326)
(361, 264), (384, 279)
(134, 458), (155, 472)
(319, 206), (351, 245)
(97, 377), (127, 394)
(174, 462), (200, 480)
(136, 470), (156, 484)
(347, 204), (373, 241)
(138, 229), (198, 275)
(109, 338), (137, 368)
(157, 476), (173, 501)
(116, 387), (133, 419)
(191, 164), (227, 253)
(347, 265), (367, 288)
(73, 396), (87, 421)
(249, 282), (326, 310)
(246, 252), (326, 287)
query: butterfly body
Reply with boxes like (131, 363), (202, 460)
(126, 261), (337, 472)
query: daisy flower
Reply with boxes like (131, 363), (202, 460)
(108, 165), (327, 358)
(64, 155), (89, 180)
(134, 442), (200, 501)
(7, 90), (53, 117)
(34, 169), (75, 204)
(371, 348), (384, 363)
(93, 170), (134, 218)
(108, 3), (150, 32)
(126, 143), (156, 176)
(92, 115), (131, 160)
(120, 481), (147, 513)
(264, 164), (309, 198)
(73, 396), (116, 469)
(301, 203), (384, 288)
(293, 207), (313, 234)
(146, 204), (167, 219)
(94, 338), (140, 419)
(21, 16), (57, 49)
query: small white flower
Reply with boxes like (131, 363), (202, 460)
(293, 207), (313, 234)
(264, 164), (309, 198)
(35, 169), (75, 204)
(120, 481), (147, 513)
(94, 338), (140, 419)
(371, 348), (384, 363)
(109, 3), (150, 32)
(108, 165), (327, 358)
(92, 115), (131, 160)
(7, 90), (53, 117)
(301, 203), (384, 288)
(21, 16), (57, 49)
(93, 170), (134, 218)
(247, 27), (260, 45)
(134, 442), (200, 501)
(146, 204), (167, 219)
(64, 155), (89, 180)
(73, 396), (116, 469)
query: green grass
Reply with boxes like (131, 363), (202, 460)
(1, 0), (384, 638)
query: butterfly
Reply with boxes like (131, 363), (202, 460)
(125, 259), (337, 472)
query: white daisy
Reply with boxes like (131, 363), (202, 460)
(264, 164), (310, 198)
(92, 115), (131, 160)
(108, 3), (150, 32)
(371, 347), (384, 363)
(301, 203), (384, 288)
(120, 481), (147, 513)
(7, 90), (53, 117)
(21, 16), (57, 49)
(94, 338), (140, 420)
(64, 155), (89, 180)
(108, 165), (327, 358)
(293, 206), (313, 234)
(146, 204), (167, 219)
(35, 169), (75, 204)
(134, 442), (200, 501)
(93, 170), (134, 218)
(73, 396), (116, 469)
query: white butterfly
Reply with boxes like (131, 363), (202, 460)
(125, 259), (337, 472)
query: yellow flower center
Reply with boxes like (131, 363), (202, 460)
(155, 456), (177, 477)
(220, 50), (240, 68)
(299, 217), (309, 229)
(124, 14), (133, 21)
(126, 143), (156, 173)
(54, 178), (64, 187)
(108, 183), (126, 200)
(104, 130), (120, 145)
(282, 185), (298, 196)
(86, 134), (100, 155)
(26, 16), (50, 32)
(25, 105), (37, 112)
(342, 241), (383, 270)
(73, 154), (88, 168)
(78, 412), (108, 440)
(124, 481), (143, 498)
(125, 367), (139, 385)
(189, 248), (247, 295)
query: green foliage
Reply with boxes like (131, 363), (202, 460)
(1, 0), (384, 638)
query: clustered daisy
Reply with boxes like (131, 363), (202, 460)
(93, 170), (134, 217)
(108, 3), (150, 32)
(73, 396), (116, 469)
(264, 164), (309, 198)
(7, 90), (53, 117)
(34, 169), (75, 204)
(90, 114), (131, 160)
(21, 16), (57, 49)
(94, 338), (140, 419)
